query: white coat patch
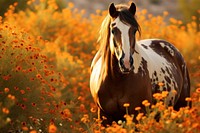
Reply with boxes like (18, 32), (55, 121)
(160, 42), (175, 56)
(110, 17), (131, 69)
(133, 39), (178, 105)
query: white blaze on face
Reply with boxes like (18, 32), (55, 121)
(111, 17), (131, 69)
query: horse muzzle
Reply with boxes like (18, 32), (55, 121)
(119, 56), (134, 74)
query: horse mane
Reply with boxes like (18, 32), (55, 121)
(97, 4), (141, 81)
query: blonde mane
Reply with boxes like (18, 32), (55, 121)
(98, 14), (112, 81)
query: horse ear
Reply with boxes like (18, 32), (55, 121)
(109, 3), (118, 18)
(129, 2), (136, 15)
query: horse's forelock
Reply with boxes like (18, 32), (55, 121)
(114, 4), (141, 36)
(119, 10), (141, 35)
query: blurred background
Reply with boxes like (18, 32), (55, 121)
(0, 0), (200, 24)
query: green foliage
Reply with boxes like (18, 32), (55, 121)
(178, 0), (200, 30)
(0, 0), (28, 17)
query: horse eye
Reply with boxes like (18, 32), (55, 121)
(111, 29), (115, 34)
(113, 39), (117, 47)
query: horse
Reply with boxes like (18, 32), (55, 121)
(90, 2), (190, 126)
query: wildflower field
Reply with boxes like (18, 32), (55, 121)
(0, 1), (200, 132)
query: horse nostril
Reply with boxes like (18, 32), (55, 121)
(119, 58), (124, 67)
(130, 56), (133, 66)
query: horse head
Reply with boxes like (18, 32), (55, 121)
(108, 3), (140, 74)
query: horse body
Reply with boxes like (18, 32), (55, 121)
(90, 3), (190, 125)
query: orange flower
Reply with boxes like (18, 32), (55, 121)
(196, 88), (200, 93)
(4, 88), (9, 93)
(153, 93), (163, 100)
(81, 114), (90, 123)
(161, 91), (169, 98)
(61, 108), (72, 119)
(2, 107), (9, 114)
(68, 2), (74, 8)
(158, 82), (164, 86)
(125, 114), (133, 125)
(136, 113), (144, 121)
(185, 97), (192, 102)
(48, 123), (57, 133)
(90, 107), (97, 113)
(36, 74), (42, 78)
(172, 90), (177, 95)
(29, 130), (37, 133)
(135, 106), (141, 111)
(22, 126), (28, 131)
(7, 94), (16, 100)
(123, 103), (130, 108)
(163, 11), (168, 16)
(142, 100), (150, 107)
(20, 89), (25, 94)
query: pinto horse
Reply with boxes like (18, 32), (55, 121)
(90, 3), (190, 125)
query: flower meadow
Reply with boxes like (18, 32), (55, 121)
(0, 1), (200, 132)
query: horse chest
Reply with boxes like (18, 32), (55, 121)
(98, 81), (129, 116)
(97, 74), (152, 115)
